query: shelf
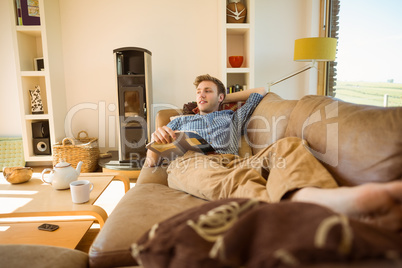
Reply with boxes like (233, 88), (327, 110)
(227, 67), (250, 73)
(25, 155), (53, 162)
(221, 0), (254, 89)
(11, 0), (65, 164)
(16, 25), (41, 37)
(227, 73), (250, 88)
(21, 71), (45, 77)
(24, 114), (50, 120)
(118, 74), (145, 77)
(16, 29), (43, 71)
(20, 76), (48, 115)
(226, 24), (250, 34)
(227, 23), (250, 28)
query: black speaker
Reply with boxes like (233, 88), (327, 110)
(32, 121), (49, 138)
(33, 138), (51, 155)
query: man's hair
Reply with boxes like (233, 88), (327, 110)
(194, 74), (226, 99)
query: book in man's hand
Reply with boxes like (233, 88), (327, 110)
(146, 131), (215, 160)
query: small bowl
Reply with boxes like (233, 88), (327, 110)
(229, 56), (244, 68)
(3, 167), (33, 184)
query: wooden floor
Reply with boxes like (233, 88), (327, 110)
(27, 166), (136, 253)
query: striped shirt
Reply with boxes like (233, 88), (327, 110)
(167, 93), (263, 155)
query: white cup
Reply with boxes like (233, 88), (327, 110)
(70, 180), (94, 203)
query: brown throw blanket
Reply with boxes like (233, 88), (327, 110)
(132, 199), (402, 267)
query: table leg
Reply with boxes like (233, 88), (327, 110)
(80, 173), (131, 193)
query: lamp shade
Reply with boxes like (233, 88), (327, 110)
(294, 37), (337, 62)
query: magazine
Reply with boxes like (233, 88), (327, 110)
(146, 131), (215, 159)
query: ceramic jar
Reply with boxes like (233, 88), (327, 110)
(227, 0), (247, 23)
(29, 85), (44, 114)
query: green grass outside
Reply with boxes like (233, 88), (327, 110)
(333, 81), (402, 107)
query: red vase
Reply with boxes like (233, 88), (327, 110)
(229, 56), (244, 68)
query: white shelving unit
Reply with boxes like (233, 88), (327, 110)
(9, 0), (66, 164)
(220, 0), (255, 90)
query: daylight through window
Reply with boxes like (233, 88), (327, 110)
(327, 0), (402, 107)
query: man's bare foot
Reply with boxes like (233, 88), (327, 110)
(290, 181), (402, 233)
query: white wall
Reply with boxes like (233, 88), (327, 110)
(255, 0), (320, 100)
(0, 0), (318, 152)
(59, 0), (220, 151)
(0, 0), (22, 136)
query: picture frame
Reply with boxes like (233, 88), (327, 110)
(34, 57), (44, 71)
(20, 0), (40, 25)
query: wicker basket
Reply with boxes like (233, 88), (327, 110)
(53, 131), (100, 172)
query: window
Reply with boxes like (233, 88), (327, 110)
(326, 0), (402, 107)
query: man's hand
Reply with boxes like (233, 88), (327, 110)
(144, 126), (176, 167)
(151, 126), (176, 144)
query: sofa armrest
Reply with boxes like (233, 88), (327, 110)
(141, 109), (183, 186)
(155, 109), (183, 129)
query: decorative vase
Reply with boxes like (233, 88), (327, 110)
(229, 56), (244, 68)
(29, 85), (44, 114)
(227, 0), (247, 23)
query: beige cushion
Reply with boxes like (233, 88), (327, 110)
(0, 245), (88, 268)
(285, 95), (402, 186)
(89, 183), (207, 267)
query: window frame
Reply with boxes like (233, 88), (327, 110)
(318, 0), (340, 96)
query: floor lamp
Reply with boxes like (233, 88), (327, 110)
(268, 37), (337, 91)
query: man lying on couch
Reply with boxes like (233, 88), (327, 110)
(144, 74), (402, 234)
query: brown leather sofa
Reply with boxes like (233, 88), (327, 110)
(88, 92), (402, 267)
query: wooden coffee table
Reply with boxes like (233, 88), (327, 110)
(0, 173), (130, 248)
(0, 220), (93, 249)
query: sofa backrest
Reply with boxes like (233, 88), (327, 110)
(245, 92), (298, 155)
(155, 93), (402, 187)
(155, 108), (181, 129)
(284, 95), (402, 186)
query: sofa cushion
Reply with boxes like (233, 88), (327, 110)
(246, 92), (298, 155)
(89, 183), (207, 268)
(0, 245), (88, 268)
(285, 95), (402, 186)
(132, 198), (402, 268)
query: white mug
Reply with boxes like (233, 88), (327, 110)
(70, 180), (94, 203)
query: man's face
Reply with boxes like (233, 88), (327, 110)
(196, 81), (224, 115)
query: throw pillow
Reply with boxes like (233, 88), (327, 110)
(131, 198), (402, 267)
(183, 101), (245, 115)
(183, 102), (198, 115)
